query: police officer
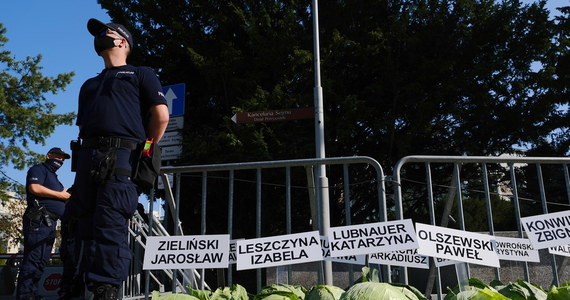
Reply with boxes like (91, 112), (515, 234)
(70, 18), (169, 300)
(16, 147), (71, 300)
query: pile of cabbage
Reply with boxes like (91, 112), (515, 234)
(150, 267), (570, 300)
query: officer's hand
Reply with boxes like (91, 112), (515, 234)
(60, 189), (72, 201)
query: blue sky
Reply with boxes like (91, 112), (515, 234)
(0, 0), (567, 190)
(0, 1), (110, 188)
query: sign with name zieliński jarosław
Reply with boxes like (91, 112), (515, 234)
(328, 219), (418, 257)
(236, 231), (322, 270)
(368, 248), (429, 269)
(143, 235), (229, 270)
(320, 236), (366, 265)
(521, 210), (570, 250)
(416, 223), (500, 268)
(494, 236), (540, 262)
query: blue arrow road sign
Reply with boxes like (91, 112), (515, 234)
(162, 83), (185, 117)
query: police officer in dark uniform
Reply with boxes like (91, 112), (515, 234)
(70, 18), (169, 300)
(16, 147), (71, 300)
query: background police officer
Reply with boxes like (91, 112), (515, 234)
(16, 147), (71, 300)
(70, 18), (168, 300)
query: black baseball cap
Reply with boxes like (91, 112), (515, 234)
(87, 18), (134, 48)
(48, 147), (71, 159)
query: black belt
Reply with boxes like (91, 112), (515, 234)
(45, 209), (60, 220)
(81, 137), (139, 150)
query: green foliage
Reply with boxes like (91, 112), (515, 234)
(211, 284), (250, 300)
(361, 266), (427, 299)
(187, 284), (250, 300)
(446, 278), (500, 296)
(253, 284), (306, 300)
(186, 286), (212, 300)
(494, 280), (547, 300)
(547, 285), (570, 300)
(152, 291), (200, 300)
(445, 278), (549, 300)
(361, 266), (380, 283)
(390, 283), (429, 300)
(445, 288), (510, 300)
(161, 278), (570, 300)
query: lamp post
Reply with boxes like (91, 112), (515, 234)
(311, 0), (333, 285)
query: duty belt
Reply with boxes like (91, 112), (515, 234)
(44, 209), (60, 220)
(81, 137), (139, 150)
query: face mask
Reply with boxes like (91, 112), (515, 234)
(45, 159), (63, 172)
(94, 35), (118, 55)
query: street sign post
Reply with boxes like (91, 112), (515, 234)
(161, 83), (185, 161)
(231, 108), (314, 124)
(162, 83), (185, 117)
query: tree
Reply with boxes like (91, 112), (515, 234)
(0, 23), (75, 241)
(318, 0), (566, 163)
(0, 23), (75, 178)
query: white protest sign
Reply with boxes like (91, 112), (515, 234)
(368, 249), (429, 269)
(549, 244), (570, 257)
(228, 239), (244, 265)
(328, 219), (418, 257)
(494, 236), (540, 262)
(236, 231), (322, 270)
(416, 223), (500, 268)
(433, 257), (460, 267)
(143, 235), (230, 270)
(521, 210), (570, 250)
(320, 236), (366, 265)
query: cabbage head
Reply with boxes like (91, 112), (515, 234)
(306, 285), (345, 300)
(340, 282), (411, 300)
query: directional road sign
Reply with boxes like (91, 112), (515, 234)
(158, 131), (183, 147)
(161, 145), (183, 161)
(231, 107), (314, 124)
(162, 83), (185, 117)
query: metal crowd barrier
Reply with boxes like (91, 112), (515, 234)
(124, 155), (570, 299)
(392, 155), (570, 299)
(151, 156), (386, 294)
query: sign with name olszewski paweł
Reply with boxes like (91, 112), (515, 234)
(236, 231), (322, 270)
(521, 210), (570, 250)
(416, 223), (500, 268)
(143, 235), (229, 270)
(328, 219), (418, 257)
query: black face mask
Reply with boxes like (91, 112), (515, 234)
(45, 159), (63, 172)
(94, 35), (117, 55)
